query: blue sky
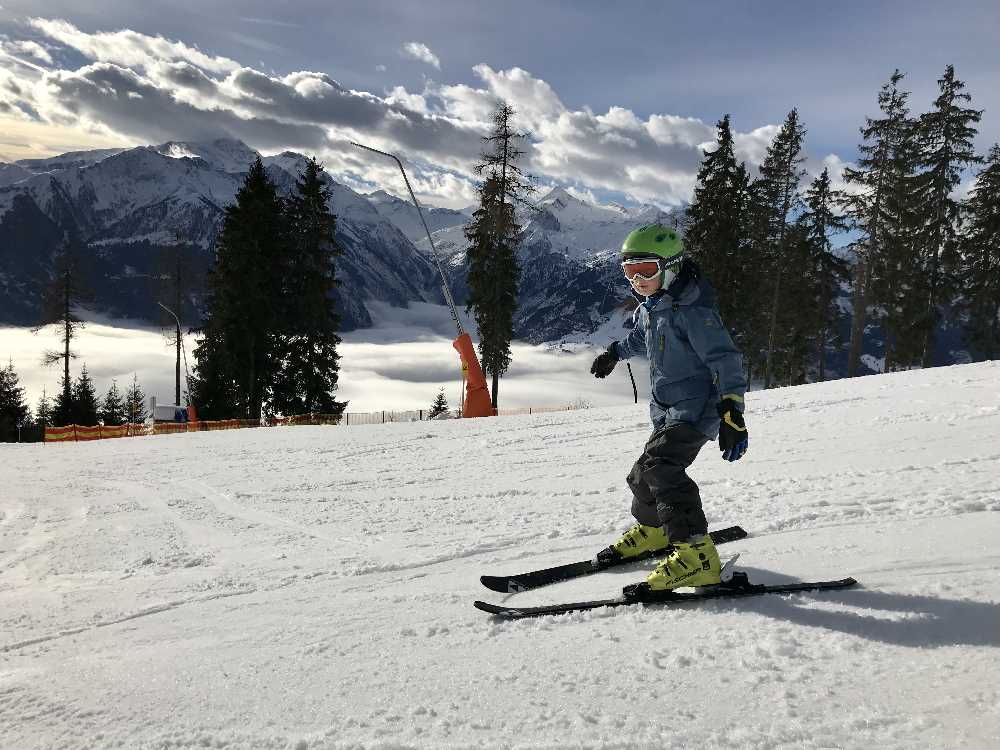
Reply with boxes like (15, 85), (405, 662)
(1, 1), (997, 207)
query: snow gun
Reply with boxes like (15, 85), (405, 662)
(351, 142), (494, 418)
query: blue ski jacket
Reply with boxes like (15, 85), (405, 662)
(613, 261), (746, 439)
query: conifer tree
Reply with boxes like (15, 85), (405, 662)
(684, 115), (754, 346)
(842, 71), (914, 376)
(427, 388), (449, 419)
(271, 158), (345, 417)
(51, 374), (74, 426)
(796, 168), (850, 381)
(36, 389), (53, 429)
(100, 379), (127, 426)
(35, 235), (88, 420)
(961, 144), (1000, 359)
(466, 103), (533, 409)
(125, 374), (147, 425)
(875, 108), (924, 372)
(912, 64), (983, 366)
(0, 361), (31, 442)
(751, 109), (807, 387)
(193, 157), (286, 420)
(72, 365), (100, 426)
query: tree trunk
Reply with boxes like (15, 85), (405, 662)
(847, 255), (872, 376)
(763, 267), (783, 388)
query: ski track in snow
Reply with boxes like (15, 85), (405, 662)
(1, 361), (1000, 749)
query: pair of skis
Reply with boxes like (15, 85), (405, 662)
(474, 525), (857, 619)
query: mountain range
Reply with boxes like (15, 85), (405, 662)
(3, 137), (954, 376)
(0, 138), (675, 345)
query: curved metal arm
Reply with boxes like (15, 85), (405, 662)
(351, 141), (464, 337)
(157, 301), (193, 405)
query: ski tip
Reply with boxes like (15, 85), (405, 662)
(479, 575), (504, 592)
(480, 575), (523, 593)
(473, 600), (525, 617)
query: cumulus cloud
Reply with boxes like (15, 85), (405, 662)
(0, 16), (842, 209)
(402, 42), (440, 69)
(28, 17), (240, 74)
(4, 40), (53, 65)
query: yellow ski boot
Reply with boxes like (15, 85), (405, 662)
(595, 524), (669, 566)
(645, 534), (722, 590)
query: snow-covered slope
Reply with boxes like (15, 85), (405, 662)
(14, 147), (127, 174)
(367, 189), (470, 243)
(2, 362), (999, 748)
(0, 162), (32, 187)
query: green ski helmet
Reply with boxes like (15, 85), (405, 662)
(620, 224), (684, 267)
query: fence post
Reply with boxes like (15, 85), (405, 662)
(382, 411), (385, 424)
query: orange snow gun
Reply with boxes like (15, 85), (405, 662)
(352, 141), (495, 418)
(453, 331), (494, 417)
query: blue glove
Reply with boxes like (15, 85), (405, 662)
(717, 398), (748, 462)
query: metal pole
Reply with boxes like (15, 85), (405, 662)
(351, 141), (464, 337)
(157, 302), (193, 405)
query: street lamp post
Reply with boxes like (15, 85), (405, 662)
(157, 301), (196, 420)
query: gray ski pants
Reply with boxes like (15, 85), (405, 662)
(626, 422), (710, 541)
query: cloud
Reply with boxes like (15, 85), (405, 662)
(5, 16), (839, 209)
(402, 42), (440, 69)
(4, 40), (53, 65)
(375, 64), (387, 73)
(29, 17), (240, 74)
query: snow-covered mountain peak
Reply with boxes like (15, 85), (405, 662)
(153, 138), (260, 173)
(367, 189), (406, 206)
(15, 147), (127, 174)
(538, 186), (579, 209)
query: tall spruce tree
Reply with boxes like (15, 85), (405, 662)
(842, 71), (914, 376)
(71, 365), (100, 426)
(125, 374), (147, 424)
(796, 168), (850, 381)
(193, 157), (286, 420)
(271, 158), (344, 417)
(751, 109), (807, 387)
(0, 361), (31, 442)
(466, 103), (534, 409)
(35, 235), (88, 422)
(961, 144), (1000, 359)
(913, 64), (983, 366)
(684, 115), (754, 348)
(100, 379), (126, 426)
(875, 106), (924, 372)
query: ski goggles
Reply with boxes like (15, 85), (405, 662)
(621, 258), (663, 281)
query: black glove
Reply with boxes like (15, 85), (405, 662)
(717, 398), (748, 462)
(590, 342), (619, 378)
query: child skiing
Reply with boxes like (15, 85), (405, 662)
(590, 224), (748, 593)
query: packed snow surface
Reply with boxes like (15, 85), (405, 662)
(2, 362), (1000, 749)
